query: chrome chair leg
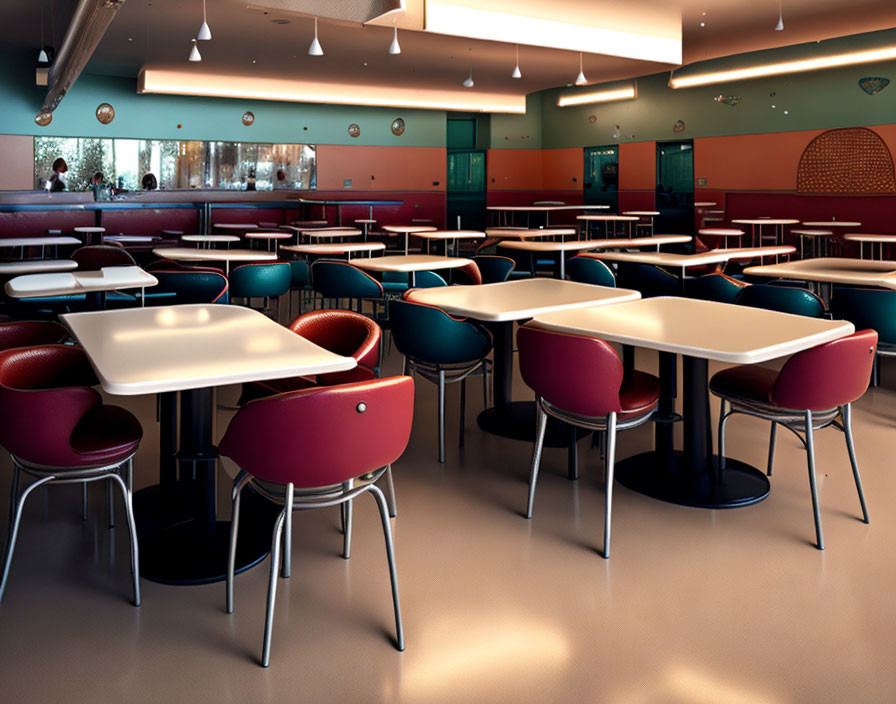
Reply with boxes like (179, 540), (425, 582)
(1, 475), (55, 604)
(383, 465), (397, 518)
(106, 478), (115, 528)
(804, 410), (824, 550)
(82, 483), (88, 521)
(437, 369), (446, 464)
(602, 413), (617, 559)
(767, 422), (778, 476)
(108, 471), (140, 606)
(226, 483), (244, 614)
(8, 464), (19, 537)
(526, 403), (548, 519)
(261, 509), (287, 668)
(281, 483), (294, 579)
(369, 484), (404, 651)
(841, 403), (870, 524)
(458, 377), (466, 448)
(717, 398), (729, 473)
(342, 480), (353, 560)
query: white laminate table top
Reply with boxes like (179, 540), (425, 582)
(790, 229), (834, 237)
(5, 266), (158, 298)
(353, 255), (473, 273)
(842, 233), (896, 243)
(590, 235), (692, 248)
(743, 257), (896, 289)
(698, 228), (744, 236)
(802, 221), (861, 228)
(694, 202), (717, 207)
(577, 215), (641, 221)
(410, 230), (485, 240)
(382, 225), (437, 234)
(104, 235), (160, 243)
(586, 246), (794, 268)
(181, 235), (241, 243)
(622, 211), (661, 216)
(74, 227), (106, 233)
(487, 205), (610, 211)
(497, 240), (604, 253)
(1, 237), (81, 247)
(485, 228), (577, 240)
(0, 259), (77, 275)
(213, 223), (258, 230)
(152, 247), (277, 262)
(302, 229), (364, 239)
(245, 231), (292, 240)
(406, 278), (641, 322)
(281, 243), (385, 255)
(731, 219), (800, 225)
(61, 304), (356, 396)
(530, 297), (855, 365)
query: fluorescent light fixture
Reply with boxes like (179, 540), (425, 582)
(138, 68), (526, 113)
(557, 82), (638, 107)
(308, 17), (324, 56)
(188, 39), (201, 62)
(389, 25), (401, 55)
(424, 0), (681, 64)
(670, 45), (896, 88)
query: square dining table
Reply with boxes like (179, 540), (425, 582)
(61, 304), (356, 585)
(530, 297), (854, 508)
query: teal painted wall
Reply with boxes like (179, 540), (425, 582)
(490, 94), (543, 149)
(541, 30), (896, 148)
(0, 54), (447, 147)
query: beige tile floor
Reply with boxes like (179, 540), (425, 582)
(1, 343), (894, 703)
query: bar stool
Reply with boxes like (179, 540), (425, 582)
(220, 376), (414, 667)
(711, 330), (876, 549)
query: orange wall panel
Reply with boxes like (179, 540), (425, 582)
(317, 145), (445, 192)
(487, 149), (543, 190)
(542, 148), (581, 191)
(619, 141), (655, 191)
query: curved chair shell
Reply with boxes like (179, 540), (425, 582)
(389, 299), (492, 365)
(288, 309), (381, 383)
(614, 262), (678, 298)
(152, 270), (229, 304)
(566, 257), (616, 287)
(472, 255), (515, 284)
(686, 273), (748, 304)
(830, 288), (896, 346)
(229, 262), (291, 300)
(72, 245), (137, 271)
(0, 321), (69, 350)
(311, 261), (384, 300)
(735, 283), (826, 317)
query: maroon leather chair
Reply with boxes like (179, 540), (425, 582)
(711, 330), (877, 550)
(517, 324), (660, 559)
(219, 376), (414, 667)
(0, 345), (142, 604)
(0, 321), (69, 350)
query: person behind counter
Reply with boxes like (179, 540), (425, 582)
(142, 173), (158, 191)
(48, 157), (67, 192)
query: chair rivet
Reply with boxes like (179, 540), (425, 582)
(356, 402), (367, 413)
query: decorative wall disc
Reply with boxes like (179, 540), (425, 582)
(391, 118), (405, 135)
(96, 103), (115, 124)
(587, 115), (597, 124)
(242, 111), (255, 126)
(34, 111), (52, 127)
(673, 120), (685, 133)
(348, 123), (360, 138)
(714, 95), (741, 106)
(859, 77), (890, 95)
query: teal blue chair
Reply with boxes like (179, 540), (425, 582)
(152, 270), (229, 305)
(287, 259), (312, 317)
(830, 287), (896, 385)
(389, 299), (492, 463)
(311, 260), (384, 314)
(615, 262), (678, 297)
(735, 283), (825, 317)
(686, 273), (748, 304)
(230, 262), (291, 317)
(473, 255), (515, 283)
(566, 257), (615, 287)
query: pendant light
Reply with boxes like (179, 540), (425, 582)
(575, 52), (587, 85)
(308, 17), (324, 56)
(775, 1), (784, 31)
(197, 0), (211, 41)
(37, 6), (48, 64)
(463, 69), (474, 88)
(189, 38), (201, 62)
(511, 44), (522, 79)
(389, 25), (401, 55)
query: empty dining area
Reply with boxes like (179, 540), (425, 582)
(3, 1), (896, 703)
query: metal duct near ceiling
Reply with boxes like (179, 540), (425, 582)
(38, 0), (128, 117)
(246, 1), (405, 25)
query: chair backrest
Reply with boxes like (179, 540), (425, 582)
(311, 261), (384, 300)
(686, 273), (748, 304)
(453, 262), (483, 286)
(389, 299), (492, 364)
(830, 288), (896, 346)
(289, 259), (310, 288)
(289, 309), (381, 381)
(614, 262), (678, 298)
(0, 345), (103, 466)
(219, 376), (415, 487)
(0, 321), (68, 351)
(772, 330), (877, 411)
(517, 325), (624, 417)
(414, 271), (447, 288)
(229, 262), (291, 299)
(566, 257), (616, 287)
(736, 283), (825, 317)
(153, 270), (229, 304)
(72, 245), (136, 270)
(473, 255), (515, 283)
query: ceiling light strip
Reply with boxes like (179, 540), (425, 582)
(557, 83), (637, 107)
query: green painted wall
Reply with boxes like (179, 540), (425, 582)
(541, 29), (896, 148)
(490, 93), (543, 149)
(0, 53), (447, 147)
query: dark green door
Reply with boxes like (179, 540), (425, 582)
(655, 140), (694, 234)
(583, 145), (619, 211)
(447, 150), (486, 230)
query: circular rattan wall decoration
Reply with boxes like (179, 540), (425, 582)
(242, 111), (255, 126)
(391, 118), (405, 136)
(348, 123), (360, 138)
(96, 103), (115, 124)
(797, 127), (896, 193)
(34, 111), (52, 127)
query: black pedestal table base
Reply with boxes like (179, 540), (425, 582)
(134, 484), (279, 585)
(615, 451), (770, 509)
